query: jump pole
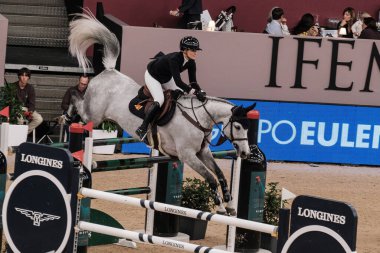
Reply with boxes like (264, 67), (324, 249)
(77, 221), (229, 253)
(79, 187), (278, 235)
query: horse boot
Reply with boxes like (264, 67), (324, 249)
(135, 101), (160, 144)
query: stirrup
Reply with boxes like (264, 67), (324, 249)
(136, 128), (148, 144)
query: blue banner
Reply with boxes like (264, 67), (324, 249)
(231, 100), (380, 166)
(122, 100), (380, 165)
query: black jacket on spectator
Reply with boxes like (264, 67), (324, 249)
(178, 0), (202, 15)
(11, 82), (36, 111)
(359, 28), (380, 40)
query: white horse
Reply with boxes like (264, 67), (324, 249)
(69, 12), (255, 214)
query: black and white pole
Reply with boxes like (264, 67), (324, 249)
(69, 123), (92, 252)
(227, 110), (268, 252)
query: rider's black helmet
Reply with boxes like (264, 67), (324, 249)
(180, 36), (202, 51)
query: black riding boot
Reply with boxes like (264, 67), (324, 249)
(136, 101), (160, 142)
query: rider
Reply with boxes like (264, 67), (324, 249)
(135, 36), (207, 141)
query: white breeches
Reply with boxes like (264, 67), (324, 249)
(145, 70), (180, 106)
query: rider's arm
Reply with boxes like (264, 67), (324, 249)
(187, 60), (197, 84)
(169, 58), (191, 93)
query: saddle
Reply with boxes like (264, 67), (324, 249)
(129, 85), (176, 126)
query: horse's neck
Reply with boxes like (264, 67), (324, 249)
(198, 98), (233, 128)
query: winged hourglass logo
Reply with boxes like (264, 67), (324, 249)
(15, 207), (61, 226)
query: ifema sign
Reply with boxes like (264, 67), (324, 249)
(121, 28), (380, 107)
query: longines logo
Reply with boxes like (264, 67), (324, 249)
(15, 207), (61, 226)
(297, 207), (346, 225)
(20, 153), (63, 169)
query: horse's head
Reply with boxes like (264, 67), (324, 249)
(224, 103), (256, 159)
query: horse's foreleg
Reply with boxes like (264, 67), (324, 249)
(178, 150), (226, 214)
(197, 148), (236, 216)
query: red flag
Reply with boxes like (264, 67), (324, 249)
(0, 106), (9, 118)
(83, 121), (93, 132)
(72, 150), (84, 162)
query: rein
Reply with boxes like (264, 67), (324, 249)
(176, 97), (248, 146)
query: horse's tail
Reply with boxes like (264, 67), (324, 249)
(69, 10), (120, 72)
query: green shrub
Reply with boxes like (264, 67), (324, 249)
(263, 182), (287, 226)
(0, 83), (23, 124)
(181, 178), (216, 212)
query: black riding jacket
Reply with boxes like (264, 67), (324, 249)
(147, 52), (196, 93)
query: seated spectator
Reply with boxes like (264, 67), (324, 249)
(292, 13), (319, 36)
(265, 7), (288, 36)
(352, 12), (371, 38)
(337, 7), (356, 38)
(61, 74), (89, 124)
(13, 68), (43, 134)
(359, 17), (380, 40)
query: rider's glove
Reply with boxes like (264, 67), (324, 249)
(172, 89), (184, 100)
(190, 82), (201, 91)
(194, 90), (207, 102)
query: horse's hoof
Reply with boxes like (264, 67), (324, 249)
(216, 210), (227, 215)
(223, 193), (232, 202)
(226, 207), (237, 216)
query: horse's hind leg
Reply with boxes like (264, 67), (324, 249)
(196, 148), (236, 216)
(178, 149), (226, 214)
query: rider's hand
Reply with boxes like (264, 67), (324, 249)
(172, 89), (184, 100)
(194, 90), (207, 102)
(190, 82), (201, 91)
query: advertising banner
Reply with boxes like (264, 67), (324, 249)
(232, 99), (380, 166)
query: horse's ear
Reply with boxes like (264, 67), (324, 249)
(231, 105), (243, 116)
(244, 103), (256, 113)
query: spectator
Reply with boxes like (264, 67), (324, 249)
(337, 7), (356, 38)
(265, 7), (287, 36)
(359, 17), (380, 40)
(292, 13), (319, 36)
(352, 12), (371, 38)
(13, 67), (43, 134)
(61, 74), (89, 124)
(170, 0), (203, 30)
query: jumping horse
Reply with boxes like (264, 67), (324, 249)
(68, 12), (255, 215)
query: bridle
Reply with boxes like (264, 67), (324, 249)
(176, 97), (248, 146)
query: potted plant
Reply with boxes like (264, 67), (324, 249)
(261, 182), (288, 253)
(179, 177), (216, 240)
(92, 119), (119, 154)
(0, 82), (28, 146)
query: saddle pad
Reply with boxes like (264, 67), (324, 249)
(128, 94), (176, 127)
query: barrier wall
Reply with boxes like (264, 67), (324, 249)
(0, 14), (8, 87)
(120, 26), (380, 107)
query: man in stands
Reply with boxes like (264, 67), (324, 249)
(13, 67), (43, 134)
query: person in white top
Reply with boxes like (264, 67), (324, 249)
(352, 12), (371, 38)
(265, 7), (288, 36)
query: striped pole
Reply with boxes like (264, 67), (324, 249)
(80, 187), (278, 235)
(77, 221), (229, 253)
(48, 137), (140, 148)
(92, 150), (237, 169)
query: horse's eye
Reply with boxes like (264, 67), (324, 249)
(234, 125), (241, 130)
